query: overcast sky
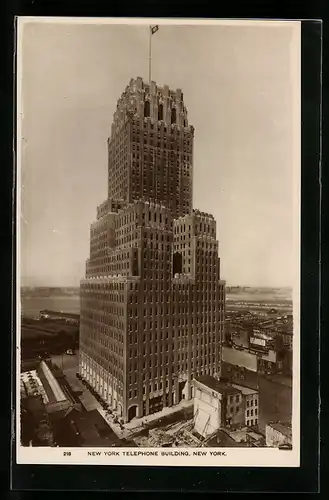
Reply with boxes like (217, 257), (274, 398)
(19, 20), (300, 287)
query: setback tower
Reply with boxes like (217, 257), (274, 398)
(79, 77), (225, 422)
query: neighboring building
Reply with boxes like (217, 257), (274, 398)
(21, 369), (49, 402)
(249, 330), (275, 353)
(221, 362), (260, 392)
(223, 344), (283, 376)
(192, 376), (260, 438)
(224, 427), (264, 446)
(204, 430), (242, 447)
(193, 376), (260, 438)
(266, 421), (292, 447)
(79, 77), (225, 423)
(258, 317), (293, 350)
(230, 383), (259, 427)
(257, 349), (280, 375)
(234, 327), (252, 349)
(21, 361), (75, 417)
(222, 346), (258, 372)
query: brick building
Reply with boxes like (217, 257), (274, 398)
(193, 376), (242, 438)
(193, 376), (259, 438)
(79, 77), (225, 422)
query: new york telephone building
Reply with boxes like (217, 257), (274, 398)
(79, 77), (225, 422)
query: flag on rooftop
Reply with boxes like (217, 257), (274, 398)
(150, 25), (159, 35)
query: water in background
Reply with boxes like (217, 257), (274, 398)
(20, 289), (292, 318)
(21, 295), (80, 318)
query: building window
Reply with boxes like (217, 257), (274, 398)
(144, 101), (150, 118)
(171, 108), (176, 124)
(158, 104), (163, 120)
(173, 252), (183, 276)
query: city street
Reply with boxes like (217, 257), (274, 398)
(50, 352), (292, 438)
(50, 352), (99, 411)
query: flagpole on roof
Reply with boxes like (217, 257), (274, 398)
(149, 25), (159, 83)
(148, 26), (152, 83)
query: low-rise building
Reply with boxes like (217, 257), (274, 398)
(257, 349), (280, 375)
(230, 383), (259, 427)
(225, 427), (264, 446)
(266, 421), (292, 447)
(192, 376), (260, 438)
(21, 361), (76, 417)
(193, 376), (243, 438)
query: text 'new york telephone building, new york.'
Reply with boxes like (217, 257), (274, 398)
(79, 77), (226, 422)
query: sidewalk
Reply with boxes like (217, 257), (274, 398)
(52, 353), (195, 441)
(51, 353), (100, 411)
(97, 398), (194, 441)
(125, 398), (193, 430)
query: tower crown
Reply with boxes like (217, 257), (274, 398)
(111, 77), (190, 131)
(108, 77), (194, 218)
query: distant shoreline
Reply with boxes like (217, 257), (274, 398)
(22, 294), (80, 299)
(21, 291), (292, 301)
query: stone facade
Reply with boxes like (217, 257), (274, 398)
(79, 77), (225, 422)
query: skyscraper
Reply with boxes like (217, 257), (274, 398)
(79, 77), (225, 422)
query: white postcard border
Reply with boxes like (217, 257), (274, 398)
(15, 17), (301, 467)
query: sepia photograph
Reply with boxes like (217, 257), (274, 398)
(16, 17), (301, 467)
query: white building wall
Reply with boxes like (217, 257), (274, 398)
(266, 425), (291, 447)
(193, 386), (222, 438)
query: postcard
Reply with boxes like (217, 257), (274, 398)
(16, 17), (301, 467)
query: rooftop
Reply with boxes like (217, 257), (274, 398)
(227, 428), (264, 444)
(230, 383), (258, 396)
(204, 430), (241, 448)
(39, 361), (67, 403)
(267, 421), (292, 439)
(21, 370), (49, 403)
(194, 376), (241, 396)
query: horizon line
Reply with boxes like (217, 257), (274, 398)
(20, 283), (293, 289)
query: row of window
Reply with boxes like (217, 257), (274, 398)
(81, 323), (124, 343)
(144, 101), (178, 124)
(81, 349), (124, 384)
(128, 322), (222, 338)
(129, 365), (218, 382)
(129, 344), (218, 359)
(246, 408), (258, 417)
(131, 119), (191, 135)
(127, 307), (221, 319)
(81, 282), (126, 291)
(246, 398), (258, 407)
(246, 419), (258, 426)
(132, 136), (192, 150)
